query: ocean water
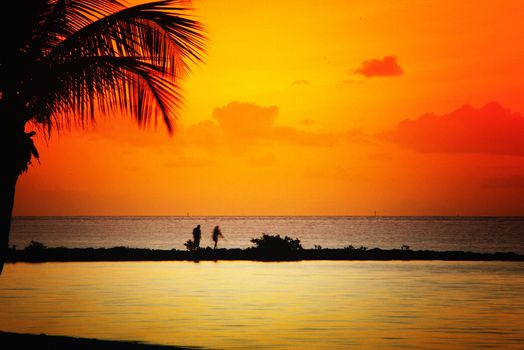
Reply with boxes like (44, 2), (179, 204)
(4, 218), (524, 349)
(10, 216), (524, 253)
(1, 261), (523, 349)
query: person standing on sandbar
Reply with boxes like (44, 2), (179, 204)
(212, 226), (224, 249)
(192, 224), (202, 250)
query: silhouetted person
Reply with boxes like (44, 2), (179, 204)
(192, 225), (202, 249)
(212, 226), (223, 249)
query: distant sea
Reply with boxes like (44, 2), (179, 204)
(11, 216), (524, 253)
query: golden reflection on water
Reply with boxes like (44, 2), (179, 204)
(1, 261), (524, 349)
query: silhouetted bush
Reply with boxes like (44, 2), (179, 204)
(184, 239), (197, 251)
(25, 240), (46, 251)
(250, 234), (303, 253)
(344, 245), (367, 251)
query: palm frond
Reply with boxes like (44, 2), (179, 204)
(26, 0), (207, 135)
(30, 55), (186, 134)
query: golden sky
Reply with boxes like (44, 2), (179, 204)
(14, 0), (524, 215)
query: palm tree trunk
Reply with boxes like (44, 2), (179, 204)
(0, 165), (19, 274)
(0, 120), (33, 275)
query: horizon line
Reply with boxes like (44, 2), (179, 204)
(12, 214), (524, 218)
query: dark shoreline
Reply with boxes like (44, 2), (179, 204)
(0, 331), (195, 350)
(6, 246), (524, 262)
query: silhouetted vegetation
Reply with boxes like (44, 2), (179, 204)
(250, 234), (303, 252)
(25, 240), (46, 251)
(5, 238), (523, 263)
(184, 239), (198, 252)
(343, 245), (368, 251)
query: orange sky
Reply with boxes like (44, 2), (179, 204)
(14, 0), (524, 216)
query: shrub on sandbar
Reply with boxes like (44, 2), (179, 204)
(250, 234), (303, 253)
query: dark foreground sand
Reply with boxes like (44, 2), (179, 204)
(0, 332), (197, 350)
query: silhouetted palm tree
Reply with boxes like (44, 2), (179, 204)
(0, 0), (206, 273)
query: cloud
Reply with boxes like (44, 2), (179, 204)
(212, 101), (278, 138)
(381, 102), (524, 156)
(96, 102), (363, 152)
(481, 175), (524, 189)
(354, 56), (403, 77)
(292, 79), (311, 86)
(204, 101), (360, 148)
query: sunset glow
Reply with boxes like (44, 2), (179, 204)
(14, 0), (524, 216)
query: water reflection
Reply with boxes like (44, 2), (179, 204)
(1, 261), (523, 349)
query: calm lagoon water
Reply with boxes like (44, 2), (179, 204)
(1, 261), (524, 349)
